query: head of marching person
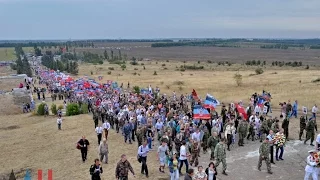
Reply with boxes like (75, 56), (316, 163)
(95, 158), (100, 166)
(82, 136), (86, 140)
(102, 138), (107, 144)
(121, 154), (127, 162)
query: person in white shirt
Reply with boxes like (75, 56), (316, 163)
(192, 128), (201, 142)
(315, 133), (320, 150)
(254, 105), (261, 116)
(155, 119), (164, 132)
(310, 105), (318, 131)
(102, 121), (111, 140)
(95, 125), (103, 145)
(57, 115), (62, 130)
(225, 122), (236, 151)
(178, 141), (190, 175)
(138, 141), (150, 178)
(304, 150), (318, 180)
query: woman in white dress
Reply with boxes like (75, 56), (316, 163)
(205, 162), (217, 180)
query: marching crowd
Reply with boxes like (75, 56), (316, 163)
(28, 67), (319, 180)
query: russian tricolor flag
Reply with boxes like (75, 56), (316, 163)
(193, 105), (211, 120)
(203, 94), (220, 109)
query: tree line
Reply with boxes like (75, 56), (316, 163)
(41, 51), (79, 75)
(10, 46), (32, 77)
(151, 41), (239, 48)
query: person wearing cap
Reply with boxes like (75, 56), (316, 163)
(258, 138), (273, 174)
(304, 150), (318, 180)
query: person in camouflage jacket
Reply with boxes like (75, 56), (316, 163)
(207, 132), (219, 160)
(214, 138), (228, 175)
(237, 119), (248, 146)
(257, 138), (272, 174)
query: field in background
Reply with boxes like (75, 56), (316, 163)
(0, 47), (34, 61)
(76, 42), (320, 65)
(79, 61), (320, 109)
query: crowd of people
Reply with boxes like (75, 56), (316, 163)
(28, 67), (319, 180)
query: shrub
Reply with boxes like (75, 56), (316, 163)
(153, 71), (157, 75)
(66, 103), (80, 116)
(51, 103), (57, 115)
(134, 68), (138, 70)
(143, 66), (146, 70)
(233, 73), (243, 86)
(107, 71), (111, 75)
(121, 64), (126, 69)
(133, 86), (140, 94)
(180, 68), (185, 72)
(173, 81), (185, 85)
(306, 65), (310, 69)
(130, 61), (138, 65)
(255, 68), (264, 75)
(108, 67), (115, 70)
(162, 64), (166, 66)
(80, 104), (88, 114)
(197, 61), (200, 64)
(166, 85), (170, 89)
(58, 105), (64, 110)
(141, 63), (144, 65)
(312, 78), (320, 83)
(10, 63), (17, 70)
(207, 60), (212, 64)
(178, 86), (183, 91)
(133, 72), (137, 75)
(90, 71), (93, 75)
(37, 103), (46, 115)
(166, 60), (169, 62)
(98, 60), (103, 64)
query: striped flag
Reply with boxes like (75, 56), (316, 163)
(193, 105), (211, 120)
(203, 94), (220, 109)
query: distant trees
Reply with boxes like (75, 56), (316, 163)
(41, 51), (78, 75)
(260, 44), (288, 49)
(271, 61), (303, 67)
(13, 46), (32, 77)
(104, 50), (109, 60)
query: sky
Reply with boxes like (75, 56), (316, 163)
(0, 0), (319, 40)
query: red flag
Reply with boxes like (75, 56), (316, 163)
(192, 89), (199, 101)
(235, 103), (248, 120)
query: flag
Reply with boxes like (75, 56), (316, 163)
(192, 89), (199, 101)
(235, 103), (248, 120)
(257, 96), (265, 107)
(193, 105), (211, 120)
(98, 76), (103, 81)
(203, 94), (220, 109)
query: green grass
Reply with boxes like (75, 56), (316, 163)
(0, 48), (15, 61)
(0, 47), (34, 61)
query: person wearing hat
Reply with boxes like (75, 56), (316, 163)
(304, 149), (318, 180)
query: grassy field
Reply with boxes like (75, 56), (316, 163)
(0, 47), (34, 61)
(76, 42), (320, 65)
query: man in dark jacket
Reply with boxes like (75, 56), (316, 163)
(77, 136), (90, 162)
(90, 159), (103, 180)
(184, 168), (194, 180)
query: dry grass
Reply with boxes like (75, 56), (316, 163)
(80, 61), (320, 108)
(0, 94), (21, 115)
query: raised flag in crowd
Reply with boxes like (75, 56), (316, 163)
(193, 105), (211, 120)
(203, 93), (220, 110)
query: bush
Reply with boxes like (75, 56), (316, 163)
(80, 104), (88, 114)
(207, 60), (212, 64)
(141, 63), (144, 65)
(173, 81), (185, 85)
(10, 63), (17, 70)
(153, 71), (157, 75)
(133, 72), (137, 75)
(37, 103), (46, 115)
(162, 64), (166, 66)
(134, 68), (138, 70)
(130, 61), (138, 65)
(90, 71), (93, 75)
(166, 60), (169, 62)
(255, 68), (264, 75)
(107, 71), (111, 75)
(306, 65), (310, 69)
(143, 66), (146, 70)
(233, 73), (242, 86)
(108, 67), (115, 70)
(51, 103), (57, 115)
(197, 61), (200, 64)
(66, 103), (80, 116)
(98, 60), (103, 64)
(180, 68), (185, 72)
(121, 64), (126, 69)
(133, 86), (140, 94)
(312, 78), (320, 83)
(58, 105), (64, 110)
(163, 67), (168, 70)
